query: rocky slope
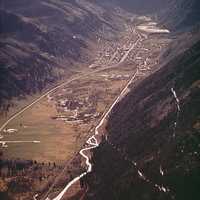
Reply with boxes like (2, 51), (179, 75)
(0, 0), (123, 110)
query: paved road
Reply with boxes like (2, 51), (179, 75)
(0, 62), (128, 135)
(0, 27), (141, 200)
(0, 29), (140, 143)
(46, 32), (142, 200)
(46, 25), (171, 200)
(119, 37), (140, 63)
(0, 67), (111, 146)
(48, 68), (139, 200)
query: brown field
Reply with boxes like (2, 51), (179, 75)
(1, 65), (134, 163)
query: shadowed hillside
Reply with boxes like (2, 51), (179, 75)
(84, 34), (200, 200)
